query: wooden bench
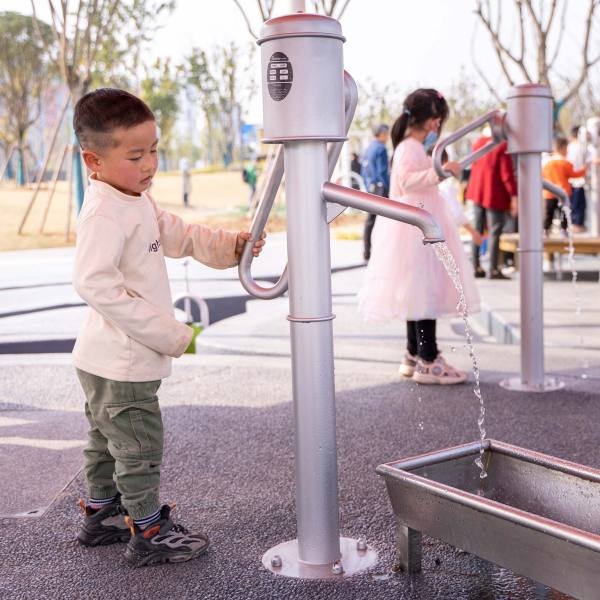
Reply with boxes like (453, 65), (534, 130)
(499, 233), (600, 273)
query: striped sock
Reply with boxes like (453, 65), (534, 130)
(134, 509), (161, 530)
(89, 495), (117, 510)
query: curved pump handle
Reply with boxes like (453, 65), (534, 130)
(433, 110), (506, 180)
(238, 71), (359, 300)
(542, 179), (569, 206)
(238, 148), (287, 300)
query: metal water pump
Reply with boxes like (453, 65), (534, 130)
(238, 12), (444, 579)
(433, 84), (564, 392)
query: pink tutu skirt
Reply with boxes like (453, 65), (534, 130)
(358, 189), (480, 322)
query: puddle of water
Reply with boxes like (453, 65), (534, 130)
(433, 242), (487, 479)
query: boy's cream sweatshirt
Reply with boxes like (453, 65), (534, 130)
(72, 176), (238, 382)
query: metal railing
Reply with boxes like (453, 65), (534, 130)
(238, 71), (358, 300)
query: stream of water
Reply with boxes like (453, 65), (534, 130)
(559, 201), (587, 377)
(433, 242), (487, 479)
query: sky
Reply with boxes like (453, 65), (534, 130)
(4, 0), (597, 123)
(149, 0), (505, 119)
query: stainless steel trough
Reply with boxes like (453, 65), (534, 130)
(376, 440), (600, 599)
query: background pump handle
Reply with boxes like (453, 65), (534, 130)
(433, 110), (506, 180)
(238, 72), (359, 300)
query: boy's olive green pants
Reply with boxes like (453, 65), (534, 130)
(76, 368), (163, 520)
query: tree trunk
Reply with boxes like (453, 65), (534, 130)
(17, 147), (25, 186)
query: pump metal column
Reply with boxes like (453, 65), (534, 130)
(257, 14), (376, 578)
(500, 84), (563, 392)
(245, 12), (444, 579)
(586, 117), (600, 237)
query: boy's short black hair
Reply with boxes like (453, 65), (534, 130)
(74, 88), (155, 152)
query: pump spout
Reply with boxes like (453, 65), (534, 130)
(321, 182), (444, 244)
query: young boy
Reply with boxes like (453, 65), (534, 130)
(542, 137), (586, 236)
(72, 88), (264, 567)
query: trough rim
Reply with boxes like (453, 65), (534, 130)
(376, 439), (600, 553)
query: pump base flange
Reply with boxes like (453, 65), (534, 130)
(262, 537), (377, 579)
(499, 376), (565, 393)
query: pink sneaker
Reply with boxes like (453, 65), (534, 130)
(399, 352), (418, 378)
(412, 354), (467, 385)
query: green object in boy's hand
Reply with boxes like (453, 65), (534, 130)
(184, 323), (204, 354)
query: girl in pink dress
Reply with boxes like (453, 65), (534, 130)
(358, 89), (480, 385)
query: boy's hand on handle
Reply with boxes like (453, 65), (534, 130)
(235, 231), (266, 261)
(510, 196), (518, 218)
(442, 161), (461, 178)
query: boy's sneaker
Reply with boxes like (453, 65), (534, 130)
(412, 354), (467, 385)
(77, 497), (131, 546)
(124, 505), (210, 567)
(399, 352), (418, 378)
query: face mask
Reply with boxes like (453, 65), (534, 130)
(423, 131), (438, 150)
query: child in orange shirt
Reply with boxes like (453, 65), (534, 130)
(542, 137), (586, 235)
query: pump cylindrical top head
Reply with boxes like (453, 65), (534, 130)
(505, 84), (553, 155)
(258, 14), (346, 143)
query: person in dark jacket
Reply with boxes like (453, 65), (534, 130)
(465, 134), (517, 279)
(361, 124), (390, 261)
(350, 152), (362, 190)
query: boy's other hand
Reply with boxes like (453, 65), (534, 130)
(236, 231), (266, 260)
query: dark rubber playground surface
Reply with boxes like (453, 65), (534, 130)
(1, 353), (594, 600)
(1, 245), (597, 599)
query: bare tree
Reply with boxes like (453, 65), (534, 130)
(231, 0), (352, 39)
(473, 0), (600, 114)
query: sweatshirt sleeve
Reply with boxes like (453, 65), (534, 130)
(398, 166), (440, 193)
(73, 215), (193, 358)
(153, 202), (238, 269)
(567, 163), (586, 179)
(393, 144), (440, 193)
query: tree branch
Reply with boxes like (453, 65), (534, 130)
(336, 0), (352, 19)
(475, 1), (519, 85)
(561, 0), (599, 104)
(70, 0), (84, 71)
(547, 0), (568, 71)
(470, 21), (503, 103)
(515, 0), (526, 62)
(232, 0), (259, 39)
